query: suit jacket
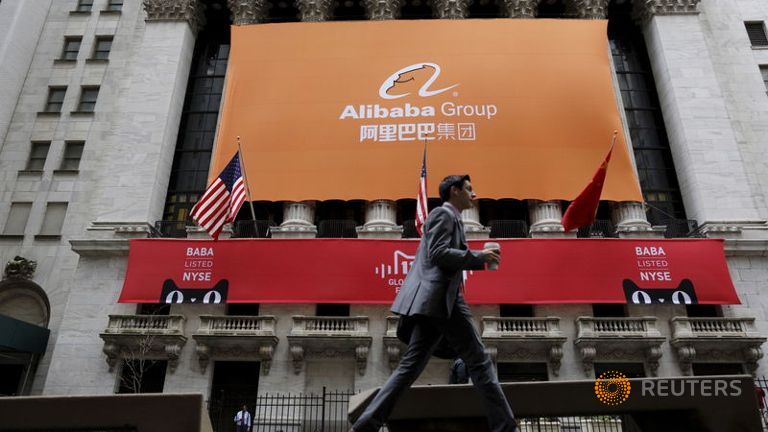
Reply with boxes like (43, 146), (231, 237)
(391, 203), (485, 320)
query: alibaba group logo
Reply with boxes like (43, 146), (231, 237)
(379, 63), (459, 100)
(594, 371), (631, 406)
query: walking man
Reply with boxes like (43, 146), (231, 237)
(350, 174), (517, 432)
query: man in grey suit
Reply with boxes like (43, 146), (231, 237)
(350, 174), (517, 432)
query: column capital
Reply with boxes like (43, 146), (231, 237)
(574, 0), (608, 19)
(363, 0), (403, 20)
(501, 0), (537, 18)
(433, 0), (470, 19)
(227, 0), (268, 25)
(298, 0), (334, 21)
(632, 0), (700, 24)
(143, 0), (206, 33)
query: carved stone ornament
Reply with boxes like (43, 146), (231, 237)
(433, 0), (470, 18)
(363, 0), (404, 20)
(573, 0), (608, 19)
(143, 0), (206, 33)
(298, 0), (334, 21)
(228, 0), (268, 24)
(632, 0), (700, 23)
(3, 256), (37, 280)
(499, 0), (537, 18)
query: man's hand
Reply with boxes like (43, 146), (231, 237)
(480, 248), (501, 265)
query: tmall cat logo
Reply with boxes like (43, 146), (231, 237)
(379, 63), (459, 100)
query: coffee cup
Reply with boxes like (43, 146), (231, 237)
(483, 241), (501, 270)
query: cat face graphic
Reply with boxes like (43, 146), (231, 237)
(160, 279), (229, 304)
(622, 279), (698, 305)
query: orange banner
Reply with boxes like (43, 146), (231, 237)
(211, 20), (643, 202)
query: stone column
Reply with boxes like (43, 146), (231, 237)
(433, 0), (470, 18)
(500, 0), (537, 18)
(227, 0), (268, 24)
(633, 0), (761, 225)
(363, 0), (403, 19)
(612, 201), (654, 238)
(573, 0), (608, 19)
(357, 200), (402, 239)
(85, 0), (204, 224)
(462, 206), (490, 240)
(270, 201), (317, 238)
(528, 200), (566, 238)
(297, 0), (333, 21)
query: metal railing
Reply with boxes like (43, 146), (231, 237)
(401, 219), (419, 239)
(291, 316), (370, 335)
(577, 220), (617, 238)
(102, 314), (185, 334)
(481, 317), (561, 337)
(153, 220), (189, 238)
(576, 317), (661, 338)
(317, 219), (359, 238)
(196, 315), (277, 335)
(208, 387), (357, 432)
(664, 219), (705, 238)
(671, 317), (761, 339)
(489, 220), (530, 238)
(232, 220), (274, 238)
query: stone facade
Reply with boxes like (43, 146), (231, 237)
(1, 0), (768, 409)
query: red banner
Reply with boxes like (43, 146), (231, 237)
(120, 238), (739, 305)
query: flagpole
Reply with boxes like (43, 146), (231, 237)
(236, 136), (258, 223)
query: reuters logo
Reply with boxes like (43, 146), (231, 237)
(594, 371), (631, 406)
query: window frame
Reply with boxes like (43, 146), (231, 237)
(26, 142), (51, 171)
(745, 21), (768, 47)
(92, 36), (113, 60)
(44, 87), (67, 113)
(37, 202), (68, 237)
(61, 36), (82, 61)
(60, 141), (85, 171)
(2, 202), (33, 237)
(75, 0), (93, 12)
(76, 86), (100, 112)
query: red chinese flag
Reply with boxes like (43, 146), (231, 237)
(561, 143), (614, 232)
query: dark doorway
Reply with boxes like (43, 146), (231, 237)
(117, 359), (167, 393)
(594, 362), (646, 378)
(0, 363), (24, 396)
(497, 362), (549, 382)
(209, 361), (260, 432)
(692, 363), (745, 376)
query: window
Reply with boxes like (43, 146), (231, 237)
(746, 22), (768, 47)
(61, 36), (81, 61)
(76, 86), (99, 112)
(592, 304), (627, 317)
(2, 203), (32, 236)
(499, 304), (534, 317)
(227, 304), (260, 315)
(760, 66), (768, 91)
(686, 304), (722, 317)
(38, 202), (68, 236)
(60, 141), (84, 170)
(594, 362), (646, 378)
(92, 36), (113, 60)
(75, 0), (93, 12)
(44, 87), (66, 113)
(117, 360), (167, 393)
(27, 142), (50, 170)
(106, 0), (123, 11)
(137, 304), (171, 315)
(316, 303), (350, 316)
(497, 363), (549, 382)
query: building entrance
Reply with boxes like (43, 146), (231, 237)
(209, 361), (260, 432)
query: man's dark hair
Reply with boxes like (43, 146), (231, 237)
(438, 174), (471, 202)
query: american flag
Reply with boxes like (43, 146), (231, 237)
(415, 144), (428, 237)
(190, 151), (247, 240)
